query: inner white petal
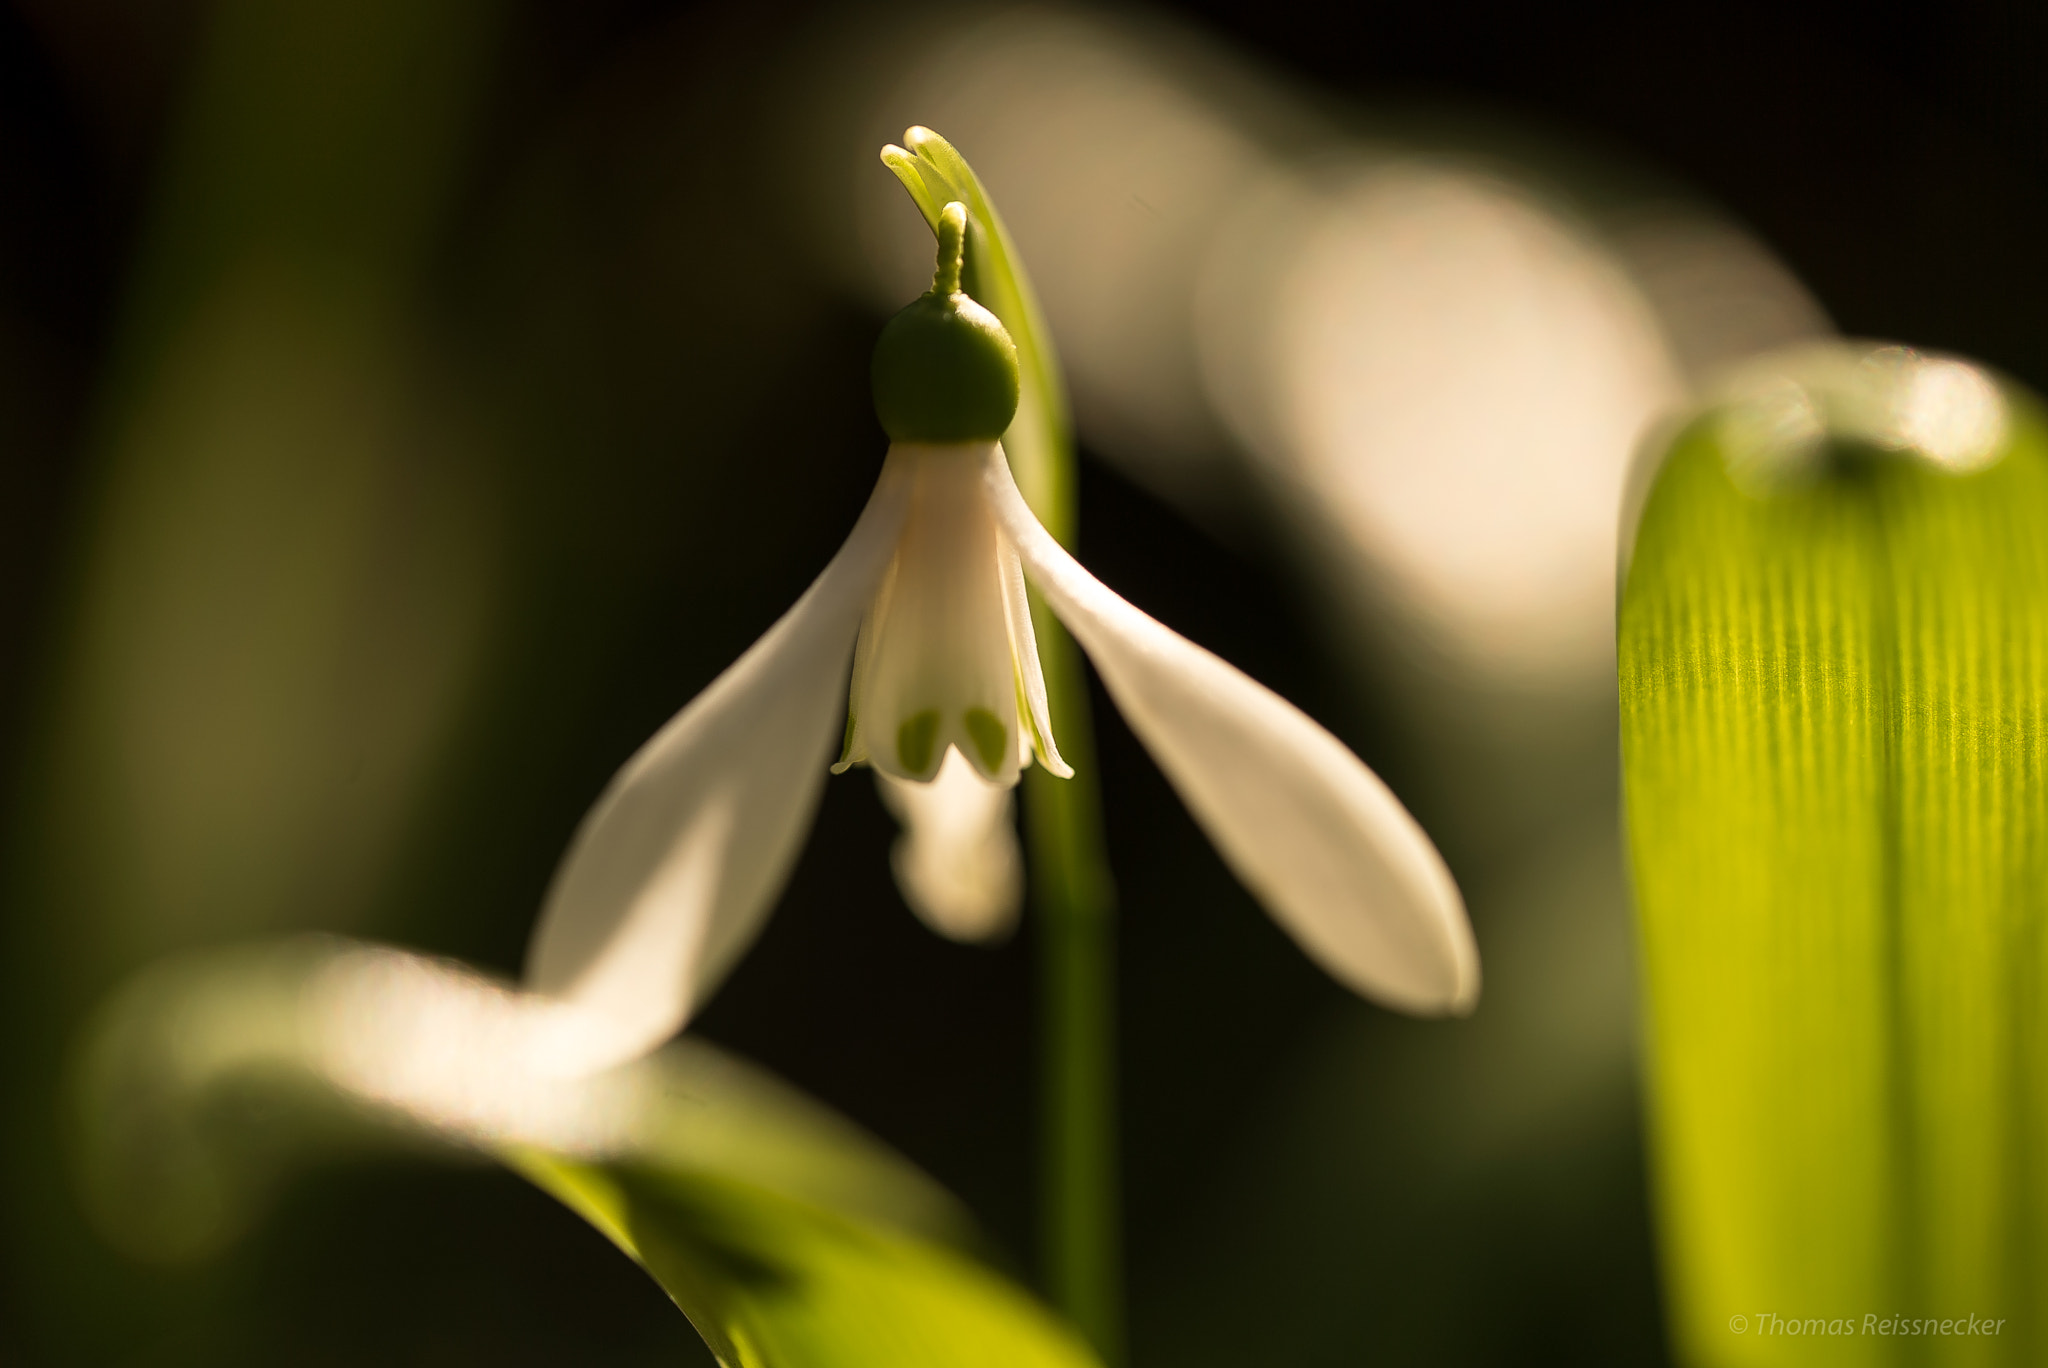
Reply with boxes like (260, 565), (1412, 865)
(851, 442), (1026, 785)
(877, 750), (1023, 944)
(835, 554), (897, 773)
(1000, 532), (1072, 778)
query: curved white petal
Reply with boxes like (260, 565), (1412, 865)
(876, 751), (1023, 943)
(522, 461), (914, 1071)
(1000, 539), (1072, 777)
(984, 448), (1479, 1015)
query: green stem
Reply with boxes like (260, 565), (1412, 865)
(1023, 604), (1122, 1365)
(881, 126), (1123, 1360)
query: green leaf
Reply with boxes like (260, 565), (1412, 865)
(515, 1154), (1091, 1368)
(73, 937), (1099, 1368)
(1620, 344), (2048, 1363)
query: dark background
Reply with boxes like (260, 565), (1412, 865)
(2, 1), (2044, 1363)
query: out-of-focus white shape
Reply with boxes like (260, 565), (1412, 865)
(75, 938), (976, 1263)
(522, 459), (913, 1073)
(1889, 353), (2006, 471)
(1202, 164), (1685, 688)
(878, 750), (1023, 943)
(1607, 212), (1833, 385)
(1709, 343), (2008, 497)
(986, 449), (1479, 1014)
(306, 946), (652, 1149)
(71, 940), (649, 1263)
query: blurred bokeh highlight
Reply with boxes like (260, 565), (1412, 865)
(4, 0), (2046, 1363)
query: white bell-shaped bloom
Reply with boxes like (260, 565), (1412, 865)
(834, 442), (1070, 788)
(523, 435), (1479, 1074)
(834, 441), (1066, 945)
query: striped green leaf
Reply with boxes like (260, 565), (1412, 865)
(1621, 344), (2048, 1365)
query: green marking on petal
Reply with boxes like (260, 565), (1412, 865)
(964, 708), (1008, 774)
(897, 710), (940, 775)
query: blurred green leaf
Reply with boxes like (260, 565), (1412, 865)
(75, 938), (1098, 1368)
(1621, 344), (2048, 1364)
(518, 1155), (1095, 1368)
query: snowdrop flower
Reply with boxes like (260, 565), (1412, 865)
(524, 203), (1478, 1072)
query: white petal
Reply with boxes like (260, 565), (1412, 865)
(876, 750), (1023, 943)
(522, 460), (914, 1071)
(832, 554), (896, 773)
(848, 443), (1023, 785)
(983, 448), (1479, 1015)
(1000, 538), (1072, 777)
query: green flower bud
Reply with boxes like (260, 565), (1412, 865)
(871, 201), (1020, 443)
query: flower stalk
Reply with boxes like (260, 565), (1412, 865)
(1026, 612), (1122, 1361)
(884, 129), (1125, 1359)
